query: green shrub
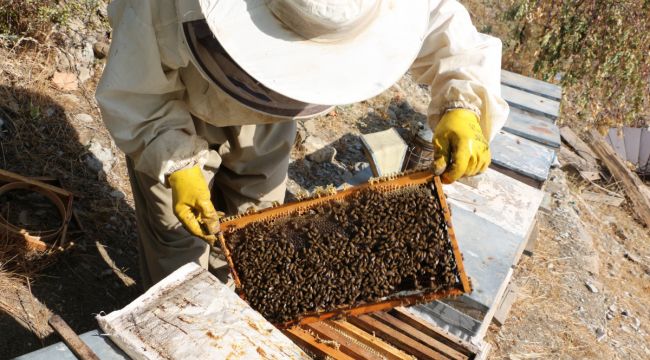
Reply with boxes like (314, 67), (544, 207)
(504, 0), (650, 128)
(0, 0), (104, 42)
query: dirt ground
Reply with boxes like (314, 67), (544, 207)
(1, 4), (649, 360)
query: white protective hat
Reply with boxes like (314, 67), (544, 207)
(195, 0), (430, 107)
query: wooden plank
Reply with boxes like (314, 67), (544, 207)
(501, 84), (560, 120)
(492, 283), (519, 327)
(285, 327), (356, 360)
(371, 312), (467, 360)
(305, 321), (386, 359)
(638, 129), (650, 171)
(49, 315), (100, 360)
(581, 191), (625, 207)
(97, 264), (309, 359)
(558, 146), (601, 181)
(503, 107), (561, 148)
(523, 218), (540, 256)
(608, 128), (627, 161)
(491, 131), (555, 183)
(447, 205), (526, 310)
(473, 268), (514, 340)
(624, 127), (642, 165)
(348, 315), (448, 360)
(559, 127), (600, 164)
(331, 320), (415, 360)
(587, 130), (650, 227)
(406, 301), (482, 342)
(490, 163), (543, 189)
(391, 308), (478, 357)
(500, 70), (562, 101)
(451, 168), (544, 239)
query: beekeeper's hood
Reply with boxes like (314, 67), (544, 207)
(178, 0), (429, 118)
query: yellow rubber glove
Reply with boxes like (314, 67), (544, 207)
(432, 109), (491, 184)
(168, 166), (221, 245)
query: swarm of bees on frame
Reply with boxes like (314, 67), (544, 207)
(223, 181), (462, 324)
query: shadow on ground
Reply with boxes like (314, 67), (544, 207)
(0, 86), (140, 358)
(288, 98), (427, 192)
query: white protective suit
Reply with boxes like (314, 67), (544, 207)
(96, 0), (508, 287)
(97, 0), (508, 185)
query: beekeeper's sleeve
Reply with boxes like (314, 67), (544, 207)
(95, 0), (209, 184)
(410, 0), (509, 141)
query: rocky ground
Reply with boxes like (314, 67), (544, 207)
(488, 168), (650, 359)
(0, 3), (649, 359)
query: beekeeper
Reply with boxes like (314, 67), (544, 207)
(96, 0), (509, 288)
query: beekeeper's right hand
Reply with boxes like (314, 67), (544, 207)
(168, 166), (221, 245)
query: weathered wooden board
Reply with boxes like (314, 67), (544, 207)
(503, 107), (561, 148)
(623, 127), (642, 165)
(97, 263), (309, 360)
(560, 127), (600, 163)
(450, 168), (544, 239)
(588, 130), (650, 227)
(607, 128), (627, 161)
(492, 283), (518, 327)
(501, 70), (562, 101)
(490, 131), (556, 183)
(581, 191), (625, 207)
(443, 205), (523, 310)
(501, 84), (560, 121)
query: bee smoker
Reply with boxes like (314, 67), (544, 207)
(403, 122), (435, 171)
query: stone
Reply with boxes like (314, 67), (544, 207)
(85, 139), (115, 174)
(80, 42), (95, 65)
(303, 135), (337, 163)
(585, 281), (599, 293)
(93, 41), (110, 59)
(74, 113), (94, 123)
(303, 119), (319, 135)
(595, 327), (606, 342)
(307, 146), (337, 164)
(622, 309), (631, 317)
(632, 317), (641, 331)
(110, 190), (126, 200)
(77, 66), (93, 84)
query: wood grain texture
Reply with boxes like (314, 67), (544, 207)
(371, 312), (467, 360)
(490, 131), (555, 183)
(501, 84), (560, 120)
(501, 70), (562, 101)
(560, 127), (600, 163)
(347, 315), (447, 360)
(285, 327), (355, 360)
(503, 107), (561, 148)
(587, 130), (650, 227)
(305, 322), (384, 359)
(330, 320), (415, 360)
(49, 315), (100, 360)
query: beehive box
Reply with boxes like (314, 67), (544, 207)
(218, 171), (471, 327)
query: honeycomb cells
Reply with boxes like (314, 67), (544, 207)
(224, 182), (462, 323)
